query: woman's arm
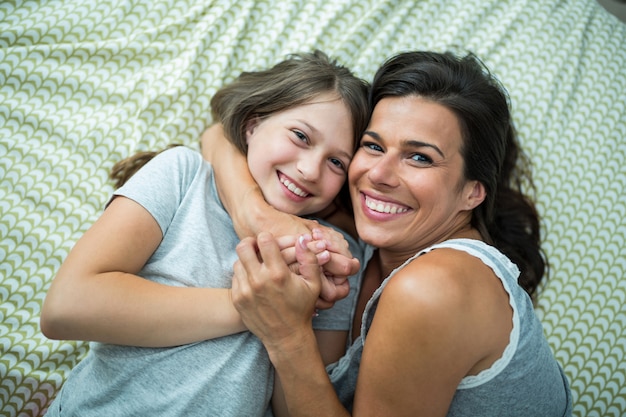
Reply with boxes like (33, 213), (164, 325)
(271, 328), (349, 417)
(233, 233), (350, 417)
(40, 196), (246, 347)
(232, 235), (483, 417)
(201, 124), (360, 300)
(201, 124), (315, 238)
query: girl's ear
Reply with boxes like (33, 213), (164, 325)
(465, 180), (486, 210)
(245, 116), (260, 144)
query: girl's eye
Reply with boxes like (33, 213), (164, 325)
(329, 157), (347, 172)
(294, 130), (309, 143)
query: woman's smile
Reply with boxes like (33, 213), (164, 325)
(349, 95), (472, 251)
(362, 192), (410, 216)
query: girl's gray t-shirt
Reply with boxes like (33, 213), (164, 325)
(45, 146), (361, 417)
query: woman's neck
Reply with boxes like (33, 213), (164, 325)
(375, 225), (482, 278)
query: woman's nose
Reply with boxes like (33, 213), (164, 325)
(367, 155), (398, 188)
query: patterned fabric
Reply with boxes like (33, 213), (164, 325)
(0, 0), (624, 416)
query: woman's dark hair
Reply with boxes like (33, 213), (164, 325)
(370, 51), (546, 300)
(111, 51), (370, 213)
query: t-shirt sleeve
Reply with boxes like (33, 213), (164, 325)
(112, 146), (202, 236)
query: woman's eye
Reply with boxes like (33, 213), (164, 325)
(362, 141), (382, 152)
(411, 153), (433, 164)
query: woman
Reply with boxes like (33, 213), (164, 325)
(203, 50), (572, 416)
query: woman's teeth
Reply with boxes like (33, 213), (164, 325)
(365, 195), (408, 214)
(281, 177), (309, 197)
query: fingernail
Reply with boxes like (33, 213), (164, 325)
(298, 234), (311, 248)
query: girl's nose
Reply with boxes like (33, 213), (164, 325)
(296, 157), (322, 182)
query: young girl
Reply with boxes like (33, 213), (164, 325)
(40, 50), (369, 417)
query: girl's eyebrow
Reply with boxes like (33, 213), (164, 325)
(299, 120), (319, 135)
(364, 130), (445, 158)
(302, 120), (353, 161)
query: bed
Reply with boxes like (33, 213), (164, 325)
(1, 0), (624, 415)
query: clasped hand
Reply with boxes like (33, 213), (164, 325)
(232, 231), (356, 347)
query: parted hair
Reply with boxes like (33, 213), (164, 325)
(211, 50), (370, 154)
(111, 50), (371, 217)
(370, 50), (546, 300)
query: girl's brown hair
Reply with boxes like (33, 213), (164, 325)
(111, 51), (370, 213)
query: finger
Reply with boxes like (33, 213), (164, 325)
(280, 234), (327, 256)
(295, 235), (323, 296)
(279, 237), (328, 272)
(315, 250), (331, 266)
(312, 227), (350, 254)
(295, 234), (320, 268)
(275, 234), (297, 251)
(314, 298), (334, 310)
(333, 279), (350, 301)
(235, 236), (262, 270)
(321, 253), (360, 277)
(318, 272), (349, 304)
(231, 260), (251, 308)
(278, 241), (328, 264)
(256, 232), (291, 276)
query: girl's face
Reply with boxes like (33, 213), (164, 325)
(349, 95), (485, 257)
(246, 93), (354, 216)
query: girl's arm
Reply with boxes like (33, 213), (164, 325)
(40, 196), (246, 347)
(40, 196), (345, 347)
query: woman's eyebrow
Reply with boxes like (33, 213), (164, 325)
(363, 130), (381, 141)
(406, 139), (444, 158)
(364, 130), (444, 158)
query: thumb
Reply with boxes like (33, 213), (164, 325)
(295, 234), (323, 295)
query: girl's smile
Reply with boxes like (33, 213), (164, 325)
(278, 171), (311, 200)
(246, 92), (354, 216)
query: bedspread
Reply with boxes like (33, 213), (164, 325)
(1, 0), (625, 416)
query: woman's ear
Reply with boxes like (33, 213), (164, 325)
(465, 180), (486, 210)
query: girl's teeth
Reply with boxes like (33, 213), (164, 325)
(281, 178), (308, 197)
(366, 196), (408, 214)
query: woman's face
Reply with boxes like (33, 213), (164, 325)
(348, 95), (484, 254)
(246, 93), (354, 216)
